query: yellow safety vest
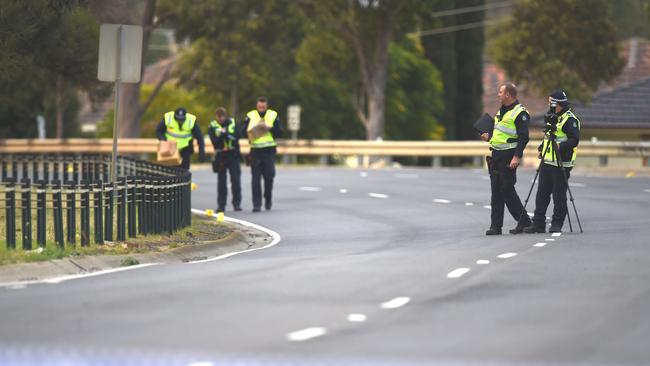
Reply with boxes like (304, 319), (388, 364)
(542, 110), (580, 167)
(164, 111), (196, 150)
(209, 118), (236, 150)
(489, 104), (527, 150)
(246, 109), (278, 149)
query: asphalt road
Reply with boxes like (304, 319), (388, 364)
(1, 165), (649, 365)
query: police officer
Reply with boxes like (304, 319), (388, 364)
(156, 107), (206, 170)
(208, 107), (242, 213)
(524, 91), (580, 233)
(242, 96), (282, 212)
(480, 82), (532, 235)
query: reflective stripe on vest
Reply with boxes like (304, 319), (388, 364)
(542, 110), (580, 167)
(210, 118), (236, 150)
(164, 111), (196, 150)
(247, 109), (278, 149)
(489, 104), (526, 150)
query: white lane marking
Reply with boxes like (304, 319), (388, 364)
(0, 263), (161, 288)
(552, 232), (562, 237)
(447, 268), (471, 278)
(527, 212), (534, 217)
(360, 172), (368, 177)
(433, 198), (451, 204)
(569, 182), (586, 187)
(497, 252), (517, 259)
(381, 297), (410, 309)
(465, 202), (474, 206)
(545, 238), (555, 241)
(368, 193), (389, 199)
(188, 362), (214, 366)
(644, 189), (650, 193)
(483, 205), (491, 209)
(299, 186), (321, 192)
(286, 327), (327, 342)
(339, 188), (348, 193)
(189, 208), (281, 264)
(476, 259), (490, 265)
(395, 173), (419, 179)
(534, 242), (547, 247)
(347, 314), (367, 322)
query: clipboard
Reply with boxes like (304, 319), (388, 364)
(473, 113), (494, 135)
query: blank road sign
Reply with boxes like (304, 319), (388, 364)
(98, 24), (143, 83)
(288, 105), (301, 132)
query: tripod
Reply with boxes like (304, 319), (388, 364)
(519, 129), (583, 233)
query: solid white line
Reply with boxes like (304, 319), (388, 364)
(339, 188), (348, 193)
(188, 208), (281, 264)
(447, 268), (471, 278)
(552, 232), (562, 237)
(347, 314), (367, 322)
(368, 193), (389, 199)
(534, 242), (547, 247)
(497, 252), (517, 259)
(433, 198), (451, 204)
(465, 202), (474, 206)
(381, 297), (410, 309)
(483, 205), (491, 209)
(476, 259), (490, 265)
(545, 238), (555, 241)
(298, 186), (321, 192)
(286, 327), (327, 342)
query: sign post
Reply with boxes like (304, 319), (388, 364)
(97, 24), (143, 183)
(287, 105), (301, 164)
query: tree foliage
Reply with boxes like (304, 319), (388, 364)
(490, 0), (624, 102)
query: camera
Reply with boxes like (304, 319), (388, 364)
(544, 100), (558, 134)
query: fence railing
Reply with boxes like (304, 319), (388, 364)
(1, 138), (649, 158)
(0, 153), (192, 250)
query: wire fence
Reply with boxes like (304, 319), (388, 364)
(0, 154), (192, 250)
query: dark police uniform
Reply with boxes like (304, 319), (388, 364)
(528, 108), (580, 232)
(243, 109), (282, 211)
(487, 100), (532, 234)
(156, 109), (205, 170)
(208, 117), (242, 212)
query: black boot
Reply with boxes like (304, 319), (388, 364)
(510, 218), (532, 234)
(523, 224), (546, 234)
(485, 227), (502, 236)
(549, 225), (562, 233)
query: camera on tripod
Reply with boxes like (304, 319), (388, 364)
(544, 100), (559, 134)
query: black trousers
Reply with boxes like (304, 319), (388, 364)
(489, 149), (531, 229)
(532, 163), (572, 228)
(179, 147), (193, 170)
(250, 150), (276, 209)
(216, 153), (242, 211)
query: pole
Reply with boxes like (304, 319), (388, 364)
(110, 25), (122, 184)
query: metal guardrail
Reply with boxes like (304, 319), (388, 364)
(1, 138), (650, 157)
(0, 153), (192, 250)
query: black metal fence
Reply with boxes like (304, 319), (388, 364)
(0, 154), (192, 250)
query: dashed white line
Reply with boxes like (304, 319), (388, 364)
(360, 172), (368, 177)
(368, 193), (389, 199)
(552, 232), (562, 237)
(347, 314), (367, 322)
(476, 259), (490, 265)
(644, 189), (650, 193)
(188, 362), (214, 366)
(465, 202), (474, 206)
(381, 297), (410, 309)
(527, 212), (534, 217)
(497, 252), (517, 259)
(433, 198), (451, 204)
(339, 188), (348, 193)
(299, 186), (321, 192)
(545, 238), (555, 241)
(286, 327), (327, 342)
(534, 242), (547, 247)
(483, 205), (492, 209)
(447, 268), (471, 278)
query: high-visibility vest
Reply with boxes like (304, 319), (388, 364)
(246, 109), (278, 149)
(164, 111), (196, 150)
(489, 104), (527, 150)
(209, 118), (236, 151)
(542, 110), (581, 167)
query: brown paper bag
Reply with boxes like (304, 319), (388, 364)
(157, 140), (181, 166)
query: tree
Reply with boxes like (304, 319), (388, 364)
(609, 0), (650, 39)
(490, 0), (624, 102)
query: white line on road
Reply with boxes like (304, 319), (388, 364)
(644, 189), (650, 193)
(483, 205), (491, 209)
(381, 297), (410, 309)
(360, 172), (368, 177)
(447, 268), (471, 278)
(476, 260), (490, 265)
(299, 186), (321, 192)
(347, 314), (367, 322)
(433, 198), (451, 204)
(534, 242), (547, 247)
(569, 182), (586, 187)
(339, 188), (348, 193)
(188, 209), (281, 264)
(465, 202), (474, 206)
(552, 232), (562, 237)
(545, 238), (555, 241)
(368, 193), (389, 199)
(286, 327), (327, 342)
(188, 362), (214, 366)
(497, 252), (517, 259)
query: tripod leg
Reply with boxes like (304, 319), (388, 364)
(551, 141), (583, 233)
(518, 139), (554, 224)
